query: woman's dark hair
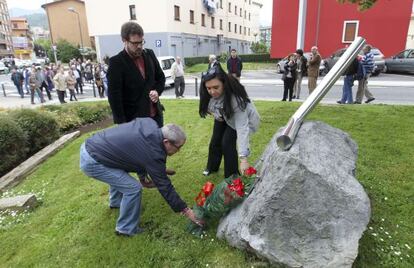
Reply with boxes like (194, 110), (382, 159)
(295, 49), (304, 56)
(199, 63), (250, 119)
(121, 22), (144, 40)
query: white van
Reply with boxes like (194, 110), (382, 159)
(157, 56), (175, 88)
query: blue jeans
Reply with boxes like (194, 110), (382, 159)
(79, 143), (143, 235)
(341, 74), (354, 104)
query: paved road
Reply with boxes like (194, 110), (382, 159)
(1, 71), (413, 108)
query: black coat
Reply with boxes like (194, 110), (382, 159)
(107, 49), (165, 124)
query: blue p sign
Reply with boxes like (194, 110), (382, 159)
(155, 40), (162, 47)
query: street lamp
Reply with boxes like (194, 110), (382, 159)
(68, 7), (84, 50)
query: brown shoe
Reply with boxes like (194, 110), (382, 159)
(166, 168), (176, 176)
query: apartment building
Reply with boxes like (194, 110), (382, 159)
(0, 0), (13, 58)
(84, 0), (263, 61)
(42, 0), (91, 48)
(11, 18), (34, 59)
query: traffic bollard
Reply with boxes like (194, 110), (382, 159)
(195, 78), (198, 97)
(2, 83), (6, 97)
(92, 80), (96, 97)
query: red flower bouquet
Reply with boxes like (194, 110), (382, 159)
(187, 167), (257, 236)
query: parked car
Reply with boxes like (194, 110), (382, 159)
(0, 62), (9, 74)
(323, 47), (385, 76)
(157, 56), (175, 88)
(384, 49), (414, 74)
(276, 52), (326, 76)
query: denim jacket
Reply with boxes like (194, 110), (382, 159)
(208, 95), (260, 157)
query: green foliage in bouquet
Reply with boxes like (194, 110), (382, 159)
(187, 167), (257, 236)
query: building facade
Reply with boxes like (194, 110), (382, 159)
(11, 18), (34, 59)
(407, 13), (414, 49)
(31, 26), (51, 41)
(42, 0), (91, 48)
(84, 0), (262, 61)
(0, 0), (13, 58)
(271, 0), (414, 58)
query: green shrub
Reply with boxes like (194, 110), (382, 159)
(9, 109), (60, 155)
(184, 56), (209, 67)
(0, 114), (27, 176)
(74, 104), (111, 124)
(237, 53), (277, 63)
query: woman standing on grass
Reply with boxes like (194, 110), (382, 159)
(199, 64), (260, 178)
(282, 54), (297, 102)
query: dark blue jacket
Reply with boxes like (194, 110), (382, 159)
(85, 118), (187, 212)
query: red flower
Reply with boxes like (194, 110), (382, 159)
(202, 181), (214, 197)
(228, 178), (245, 197)
(195, 192), (206, 206)
(244, 166), (257, 176)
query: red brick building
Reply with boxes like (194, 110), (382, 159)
(271, 0), (414, 58)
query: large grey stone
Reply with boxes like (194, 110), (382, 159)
(217, 121), (371, 268)
(0, 194), (38, 212)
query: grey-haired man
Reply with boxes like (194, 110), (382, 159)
(80, 118), (202, 236)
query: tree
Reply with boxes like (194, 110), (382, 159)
(55, 40), (81, 63)
(337, 0), (378, 11)
(250, 42), (268, 53)
(34, 39), (53, 61)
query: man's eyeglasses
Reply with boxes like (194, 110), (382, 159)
(202, 65), (220, 81)
(168, 140), (182, 151)
(128, 39), (145, 47)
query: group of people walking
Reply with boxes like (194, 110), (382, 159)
(80, 21), (255, 237)
(281, 44), (376, 104)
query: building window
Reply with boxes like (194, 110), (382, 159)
(244, 27), (246, 35)
(211, 17), (215, 28)
(239, 25), (242, 34)
(248, 28), (250, 36)
(240, 8), (242, 17)
(129, 5), (136, 20)
(12, 23), (18, 29)
(244, 10), (246, 19)
(228, 22), (231, 32)
(201, 14), (205, 26)
(235, 5), (237, 15)
(234, 24), (237, 33)
(220, 0), (223, 9)
(190, 10), (194, 24)
(249, 0), (251, 4)
(228, 2), (231, 12)
(249, 13), (251, 20)
(342, 20), (359, 43)
(174, 5), (180, 21)
(220, 19), (223, 30)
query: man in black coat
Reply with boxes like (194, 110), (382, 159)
(226, 49), (243, 81)
(107, 21), (166, 127)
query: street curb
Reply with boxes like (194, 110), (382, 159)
(0, 131), (80, 193)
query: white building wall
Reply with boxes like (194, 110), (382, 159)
(84, 0), (262, 60)
(406, 13), (414, 49)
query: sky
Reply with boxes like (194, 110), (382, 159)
(7, 0), (274, 26)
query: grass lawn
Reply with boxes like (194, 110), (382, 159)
(0, 100), (413, 267)
(185, 62), (276, 74)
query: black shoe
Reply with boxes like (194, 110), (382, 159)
(166, 168), (176, 176)
(292, 95), (296, 99)
(109, 206), (119, 209)
(354, 101), (361, 104)
(281, 99), (286, 101)
(365, 97), (375, 104)
(336, 100), (342, 104)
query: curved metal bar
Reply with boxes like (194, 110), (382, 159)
(276, 37), (366, 150)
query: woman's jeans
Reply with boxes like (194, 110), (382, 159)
(206, 120), (239, 178)
(80, 143), (143, 235)
(340, 74), (354, 104)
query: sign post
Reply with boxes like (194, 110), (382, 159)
(155, 40), (162, 56)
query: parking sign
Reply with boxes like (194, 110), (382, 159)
(155, 40), (162, 47)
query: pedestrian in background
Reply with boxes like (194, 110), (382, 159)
(293, 49), (307, 99)
(29, 67), (45, 104)
(337, 57), (359, 104)
(282, 54), (297, 102)
(227, 49), (243, 81)
(355, 44), (376, 104)
(72, 65), (83, 94)
(171, 56), (185, 98)
(94, 65), (105, 98)
(208, 54), (219, 69)
(307, 46), (321, 94)
(11, 68), (24, 98)
(36, 66), (52, 101)
(66, 69), (78, 101)
(53, 67), (67, 104)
